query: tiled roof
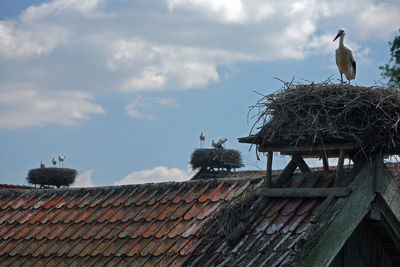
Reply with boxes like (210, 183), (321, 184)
(0, 177), (260, 266)
(0, 184), (32, 190)
(0, 162), (399, 266)
(189, 171), (336, 266)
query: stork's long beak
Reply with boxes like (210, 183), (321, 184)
(333, 32), (341, 42)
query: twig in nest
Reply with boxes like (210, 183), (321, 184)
(247, 79), (400, 157)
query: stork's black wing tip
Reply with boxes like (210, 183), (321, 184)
(352, 60), (356, 76)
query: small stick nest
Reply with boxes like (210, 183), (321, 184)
(249, 80), (400, 155)
(190, 149), (243, 170)
(27, 168), (77, 188)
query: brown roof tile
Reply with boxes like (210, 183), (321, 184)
(198, 170), (342, 266)
(2, 162), (399, 266)
(0, 177), (258, 265)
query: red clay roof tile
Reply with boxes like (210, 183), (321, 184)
(0, 167), (363, 266)
(153, 236), (176, 256)
(161, 185), (186, 203)
(180, 236), (206, 256)
(183, 201), (209, 220)
(120, 203), (146, 222)
(168, 218), (196, 238)
(154, 218), (181, 239)
(0, 194), (21, 209)
(137, 189), (159, 206)
(198, 182), (224, 202)
(157, 201), (182, 220)
(181, 219), (207, 238)
(142, 219), (167, 238)
(196, 201), (222, 220)
(10, 195), (26, 209)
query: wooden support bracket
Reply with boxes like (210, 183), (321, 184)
(273, 156), (298, 188)
(293, 154), (311, 173)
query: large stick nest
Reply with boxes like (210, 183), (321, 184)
(27, 168), (77, 188)
(190, 149), (243, 170)
(249, 81), (400, 155)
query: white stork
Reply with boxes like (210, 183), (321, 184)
(52, 158), (57, 167)
(200, 132), (205, 148)
(58, 155), (65, 166)
(212, 138), (227, 149)
(333, 28), (356, 85)
(40, 161), (45, 168)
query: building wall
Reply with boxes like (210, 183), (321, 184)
(329, 222), (395, 267)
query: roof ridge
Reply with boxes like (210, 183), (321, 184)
(0, 175), (262, 195)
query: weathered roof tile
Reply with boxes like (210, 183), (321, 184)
(1, 166), (379, 266)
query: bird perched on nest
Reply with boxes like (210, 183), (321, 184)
(59, 155), (65, 166)
(40, 161), (45, 168)
(52, 158), (57, 166)
(333, 28), (356, 85)
(212, 138), (227, 149)
(200, 132), (205, 148)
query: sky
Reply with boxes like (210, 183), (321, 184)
(0, 0), (399, 187)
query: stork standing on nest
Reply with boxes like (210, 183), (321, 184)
(212, 137), (227, 149)
(52, 158), (57, 167)
(200, 132), (205, 148)
(333, 28), (356, 85)
(40, 161), (45, 168)
(59, 155), (65, 166)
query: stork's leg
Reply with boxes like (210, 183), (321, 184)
(340, 73), (343, 85)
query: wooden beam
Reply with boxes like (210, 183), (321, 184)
(293, 154), (311, 173)
(273, 156), (298, 188)
(258, 143), (356, 153)
(335, 150), (345, 186)
(256, 187), (352, 198)
(266, 151), (273, 187)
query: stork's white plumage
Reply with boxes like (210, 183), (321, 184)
(58, 155), (65, 166)
(40, 161), (45, 168)
(212, 137), (227, 149)
(333, 28), (356, 85)
(200, 132), (205, 148)
(52, 158), (57, 166)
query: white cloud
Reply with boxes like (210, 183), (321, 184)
(155, 97), (177, 108)
(167, 0), (247, 24)
(125, 99), (155, 120)
(356, 3), (400, 40)
(71, 169), (95, 187)
(109, 39), (220, 92)
(0, 0), (400, 128)
(0, 89), (105, 129)
(125, 96), (178, 120)
(0, 21), (68, 57)
(114, 166), (193, 185)
(21, 0), (103, 22)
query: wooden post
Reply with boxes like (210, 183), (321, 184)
(335, 150), (345, 186)
(266, 151), (273, 187)
(322, 155), (329, 171)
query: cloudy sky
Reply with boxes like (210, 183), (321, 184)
(0, 0), (399, 187)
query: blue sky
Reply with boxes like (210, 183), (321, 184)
(0, 0), (399, 187)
